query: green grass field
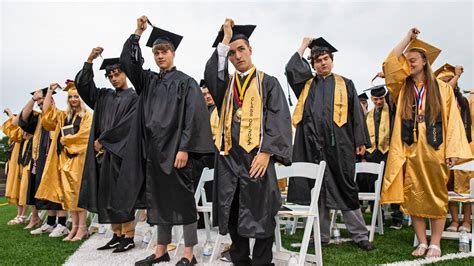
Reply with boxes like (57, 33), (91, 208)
(1, 197), (474, 265)
(0, 197), (83, 265)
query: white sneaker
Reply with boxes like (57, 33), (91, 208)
(30, 223), (54, 235)
(49, 224), (69, 237)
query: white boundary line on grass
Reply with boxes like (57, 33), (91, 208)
(384, 252), (474, 265)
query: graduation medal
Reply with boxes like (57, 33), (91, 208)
(416, 114), (425, 123)
(234, 107), (242, 123)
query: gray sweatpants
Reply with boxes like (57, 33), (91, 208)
(157, 222), (198, 247)
(319, 184), (369, 243)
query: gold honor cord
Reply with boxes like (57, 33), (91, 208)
(235, 67), (256, 101)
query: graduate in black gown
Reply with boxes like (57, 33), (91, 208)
(286, 37), (374, 250)
(204, 19), (292, 265)
(19, 88), (69, 236)
(118, 16), (214, 266)
(194, 79), (217, 229)
(76, 51), (138, 253)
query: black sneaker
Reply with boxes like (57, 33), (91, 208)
(220, 250), (232, 262)
(390, 221), (403, 230)
(355, 240), (375, 251)
(135, 253), (170, 266)
(113, 237), (135, 253)
(176, 256), (197, 266)
(97, 234), (122, 250)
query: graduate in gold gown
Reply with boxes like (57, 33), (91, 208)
(36, 81), (92, 241)
(2, 109), (31, 225)
(434, 64), (474, 233)
(380, 28), (472, 257)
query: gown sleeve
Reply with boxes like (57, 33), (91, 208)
(204, 48), (230, 113)
(75, 62), (99, 109)
(285, 52), (314, 98)
(382, 51), (410, 103)
(120, 34), (150, 95)
(259, 76), (293, 166)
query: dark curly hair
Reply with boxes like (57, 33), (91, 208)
(308, 47), (334, 68)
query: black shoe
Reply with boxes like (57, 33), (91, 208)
(220, 250), (232, 262)
(390, 221), (403, 230)
(175, 256), (197, 266)
(135, 253), (170, 266)
(113, 237), (135, 253)
(355, 240), (375, 251)
(97, 234), (122, 250)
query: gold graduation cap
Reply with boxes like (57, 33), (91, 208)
(406, 38), (441, 65)
(434, 63), (455, 79)
(63, 79), (77, 94)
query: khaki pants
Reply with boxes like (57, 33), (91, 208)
(111, 220), (135, 238)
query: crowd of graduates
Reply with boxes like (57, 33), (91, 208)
(2, 16), (473, 265)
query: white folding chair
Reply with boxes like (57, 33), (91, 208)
(273, 161), (326, 266)
(330, 161), (385, 242)
(174, 168), (214, 256)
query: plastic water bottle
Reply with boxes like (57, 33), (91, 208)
(402, 214), (410, 226)
(332, 227), (341, 244)
(459, 230), (470, 253)
(285, 219), (293, 235)
(143, 229), (152, 244)
(98, 225), (106, 234)
(287, 253), (298, 266)
(202, 241), (213, 256)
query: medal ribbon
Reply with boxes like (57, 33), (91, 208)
(414, 83), (425, 110)
(235, 67), (256, 102)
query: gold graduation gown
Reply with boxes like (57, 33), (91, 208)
(2, 117), (22, 204)
(453, 99), (474, 193)
(380, 52), (472, 218)
(35, 107), (92, 211)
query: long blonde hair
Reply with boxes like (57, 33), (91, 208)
(400, 49), (442, 125)
(66, 90), (87, 122)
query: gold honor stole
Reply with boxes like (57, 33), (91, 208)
(292, 74), (348, 127)
(215, 69), (264, 155)
(366, 103), (390, 154)
(210, 107), (220, 141)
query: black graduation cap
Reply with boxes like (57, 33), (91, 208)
(200, 79), (207, 88)
(30, 87), (56, 97)
(364, 84), (387, 97)
(146, 26), (183, 50)
(212, 25), (256, 48)
(308, 37), (338, 53)
(99, 58), (120, 70)
(358, 92), (368, 101)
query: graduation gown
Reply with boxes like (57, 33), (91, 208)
(451, 94), (473, 193)
(358, 103), (393, 192)
(285, 52), (370, 210)
(204, 49), (292, 238)
(35, 107), (92, 211)
(76, 62), (138, 223)
(380, 52), (472, 218)
(111, 34), (215, 225)
(19, 111), (62, 210)
(3, 117), (23, 204)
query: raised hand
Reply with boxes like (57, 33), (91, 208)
(135, 15), (148, 36)
(87, 47), (104, 63)
(298, 37), (313, 57)
(222, 18), (234, 45)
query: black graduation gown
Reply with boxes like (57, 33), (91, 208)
(19, 112), (62, 210)
(285, 52), (370, 211)
(204, 50), (293, 238)
(111, 34), (215, 225)
(75, 62), (138, 223)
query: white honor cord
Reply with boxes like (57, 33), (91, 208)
(256, 70), (264, 153)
